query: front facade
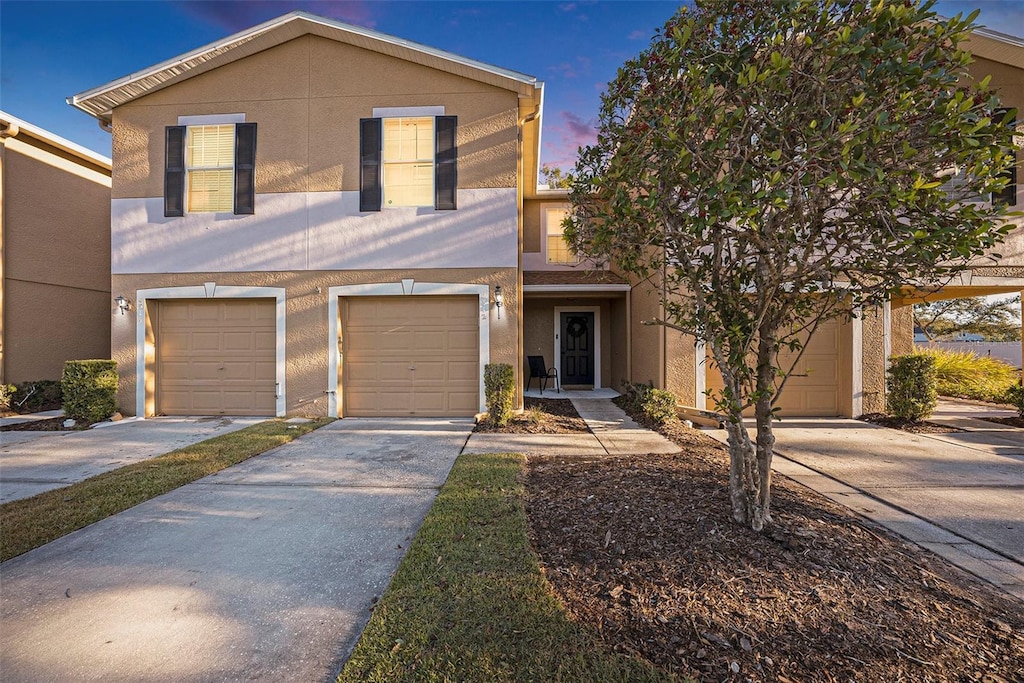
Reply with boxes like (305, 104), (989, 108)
(71, 14), (1024, 419)
(0, 112), (112, 384)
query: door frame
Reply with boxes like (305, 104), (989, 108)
(327, 281), (490, 418)
(135, 284), (287, 417)
(553, 305), (601, 388)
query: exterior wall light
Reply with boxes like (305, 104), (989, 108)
(494, 285), (503, 319)
(115, 295), (132, 315)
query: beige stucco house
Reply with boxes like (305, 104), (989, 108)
(68, 12), (1023, 419)
(0, 112), (112, 385)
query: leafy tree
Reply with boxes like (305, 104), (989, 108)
(567, 0), (1016, 530)
(914, 295), (1021, 341)
(540, 164), (575, 189)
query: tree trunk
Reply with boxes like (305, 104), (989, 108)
(751, 320), (778, 531)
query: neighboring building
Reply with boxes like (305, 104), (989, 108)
(0, 111), (112, 385)
(68, 12), (1024, 418)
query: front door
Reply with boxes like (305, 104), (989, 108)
(560, 312), (595, 385)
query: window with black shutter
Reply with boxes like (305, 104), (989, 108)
(164, 126), (186, 217)
(435, 116), (457, 210)
(164, 121), (256, 215)
(234, 123), (257, 215)
(360, 118), (383, 212)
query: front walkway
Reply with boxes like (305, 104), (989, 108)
(709, 411), (1024, 601)
(462, 397), (679, 456)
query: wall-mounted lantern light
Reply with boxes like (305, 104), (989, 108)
(115, 295), (132, 315)
(494, 285), (503, 319)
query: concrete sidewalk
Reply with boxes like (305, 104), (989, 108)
(710, 414), (1024, 601)
(0, 418), (472, 682)
(1, 416), (263, 503)
(462, 398), (679, 456)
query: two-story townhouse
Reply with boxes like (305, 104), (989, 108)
(70, 12), (1023, 420)
(0, 111), (112, 385)
(71, 11), (543, 418)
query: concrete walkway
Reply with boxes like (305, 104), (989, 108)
(1, 416), (263, 503)
(709, 411), (1024, 601)
(0, 418), (471, 682)
(462, 397), (679, 456)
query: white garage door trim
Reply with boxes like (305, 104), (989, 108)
(327, 281), (490, 417)
(135, 284), (286, 417)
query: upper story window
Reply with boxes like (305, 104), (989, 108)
(382, 117), (434, 207)
(187, 124), (235, 212)
(360, 110), (457, 212)
(164, 117), (256, 217)
(545, 207), (578, 264)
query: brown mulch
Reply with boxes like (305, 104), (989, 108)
(977, 416), (1024, 429)
(474, 397), (589, 434)
(525, 422), (1024, 682)
(859, 413), (964, 434)
(0, 417), (83, 432)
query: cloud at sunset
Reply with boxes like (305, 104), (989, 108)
(176, 1), (378, 32)
(543, 110), (598, 169)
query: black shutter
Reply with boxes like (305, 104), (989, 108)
(234, 122), (257, 215)
(435, 116), (457, 210)
(164, 126), (186, 217)
(360, 118), (382, 212)
(994, 108), (1017, 207)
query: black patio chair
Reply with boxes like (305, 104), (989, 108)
(526, 356), (559, 394)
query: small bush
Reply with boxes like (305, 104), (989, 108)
(886, 354), (938, 421)
(919, 348), (1018, 402)
(1002, 383), (1024, 418)
(10, 380), (63, 413)
(620, 381), (677, 425)
(0, 384), (16, 412)
(62, 360), (118, 423)
(484, 363), (515, 427)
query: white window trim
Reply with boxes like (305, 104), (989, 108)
(176, 114), (245, 215)
(327, 281), (490, 417)
(553, 306), (601, 388)
(134, 284), (286, 417)
(381, 116), (436, 209)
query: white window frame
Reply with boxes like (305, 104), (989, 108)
(544, 205), (578, 264)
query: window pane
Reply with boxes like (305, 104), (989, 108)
(383, 117), (434, 163)
(187, 125), (234, 168)
(188, 169), (234, 212)
(383, 162), (434, 206)
(547, 234), (576, 264)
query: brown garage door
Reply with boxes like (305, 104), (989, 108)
(342, 296), (479, 417)
(156, 299), (276, 416)
(706, 318), (845, 417)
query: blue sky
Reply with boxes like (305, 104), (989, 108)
(2, 0), (1023, 169)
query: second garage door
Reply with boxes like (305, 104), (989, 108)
(342, 296), (479, 417)
(156, 299), (277, 416)
(706, 318), (846, 417)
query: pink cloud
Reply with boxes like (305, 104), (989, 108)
(543, 110), (598, 169)
(177, 1), (378, 32)
(549, 62), (578, 79)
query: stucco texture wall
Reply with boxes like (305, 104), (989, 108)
(2, 140), (111, 383)
(111, 268), (516, 417)
(522, 296), (624, 390)
(111, 35), (518, 200)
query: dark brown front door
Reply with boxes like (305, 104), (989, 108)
(560, 312), (594, 385)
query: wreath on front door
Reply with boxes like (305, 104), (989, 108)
(566, 316), (588, 339)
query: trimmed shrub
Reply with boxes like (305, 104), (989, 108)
(1002, 383), (1024, 418)
(0, 384), (16, 412)
(886, 354), (938, 421)
(620, 381), (677, 425)
(918, 348), (1018, 403)
(484, 363), (515, 427)
(62, 360), (118, 423)
(10, 380), (63, 413)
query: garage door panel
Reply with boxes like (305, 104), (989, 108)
(157, 299), (276, 416)
(342, 295), (479, 417)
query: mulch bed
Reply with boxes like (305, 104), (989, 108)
(976, 416), (1024, 429)
(525, 422), (1024, 682)
(859, 413), (965, 434)
(0, 417), (84, 432)
(474, 397), (589, 434)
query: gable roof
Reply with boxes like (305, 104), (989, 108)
(965, 24), (1024, 68)
(68, 11), (544, 122)
(0, 110), (111, 172)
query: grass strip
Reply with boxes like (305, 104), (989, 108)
(1, 418), (332, 562)
(338, 452), (673, 683)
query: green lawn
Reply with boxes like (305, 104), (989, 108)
(0, 418), (332, 561)
(338, 452), (674, 683)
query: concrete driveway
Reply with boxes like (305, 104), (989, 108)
(0, 417), (472, 682)
(1, 416), (263, 503)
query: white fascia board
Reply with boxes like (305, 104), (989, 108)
(0, 109), (111, 169)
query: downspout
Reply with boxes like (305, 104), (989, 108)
(517, 98), (541, 409)
(0, 119), (18, 383)
(98, 118), (113, 134)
